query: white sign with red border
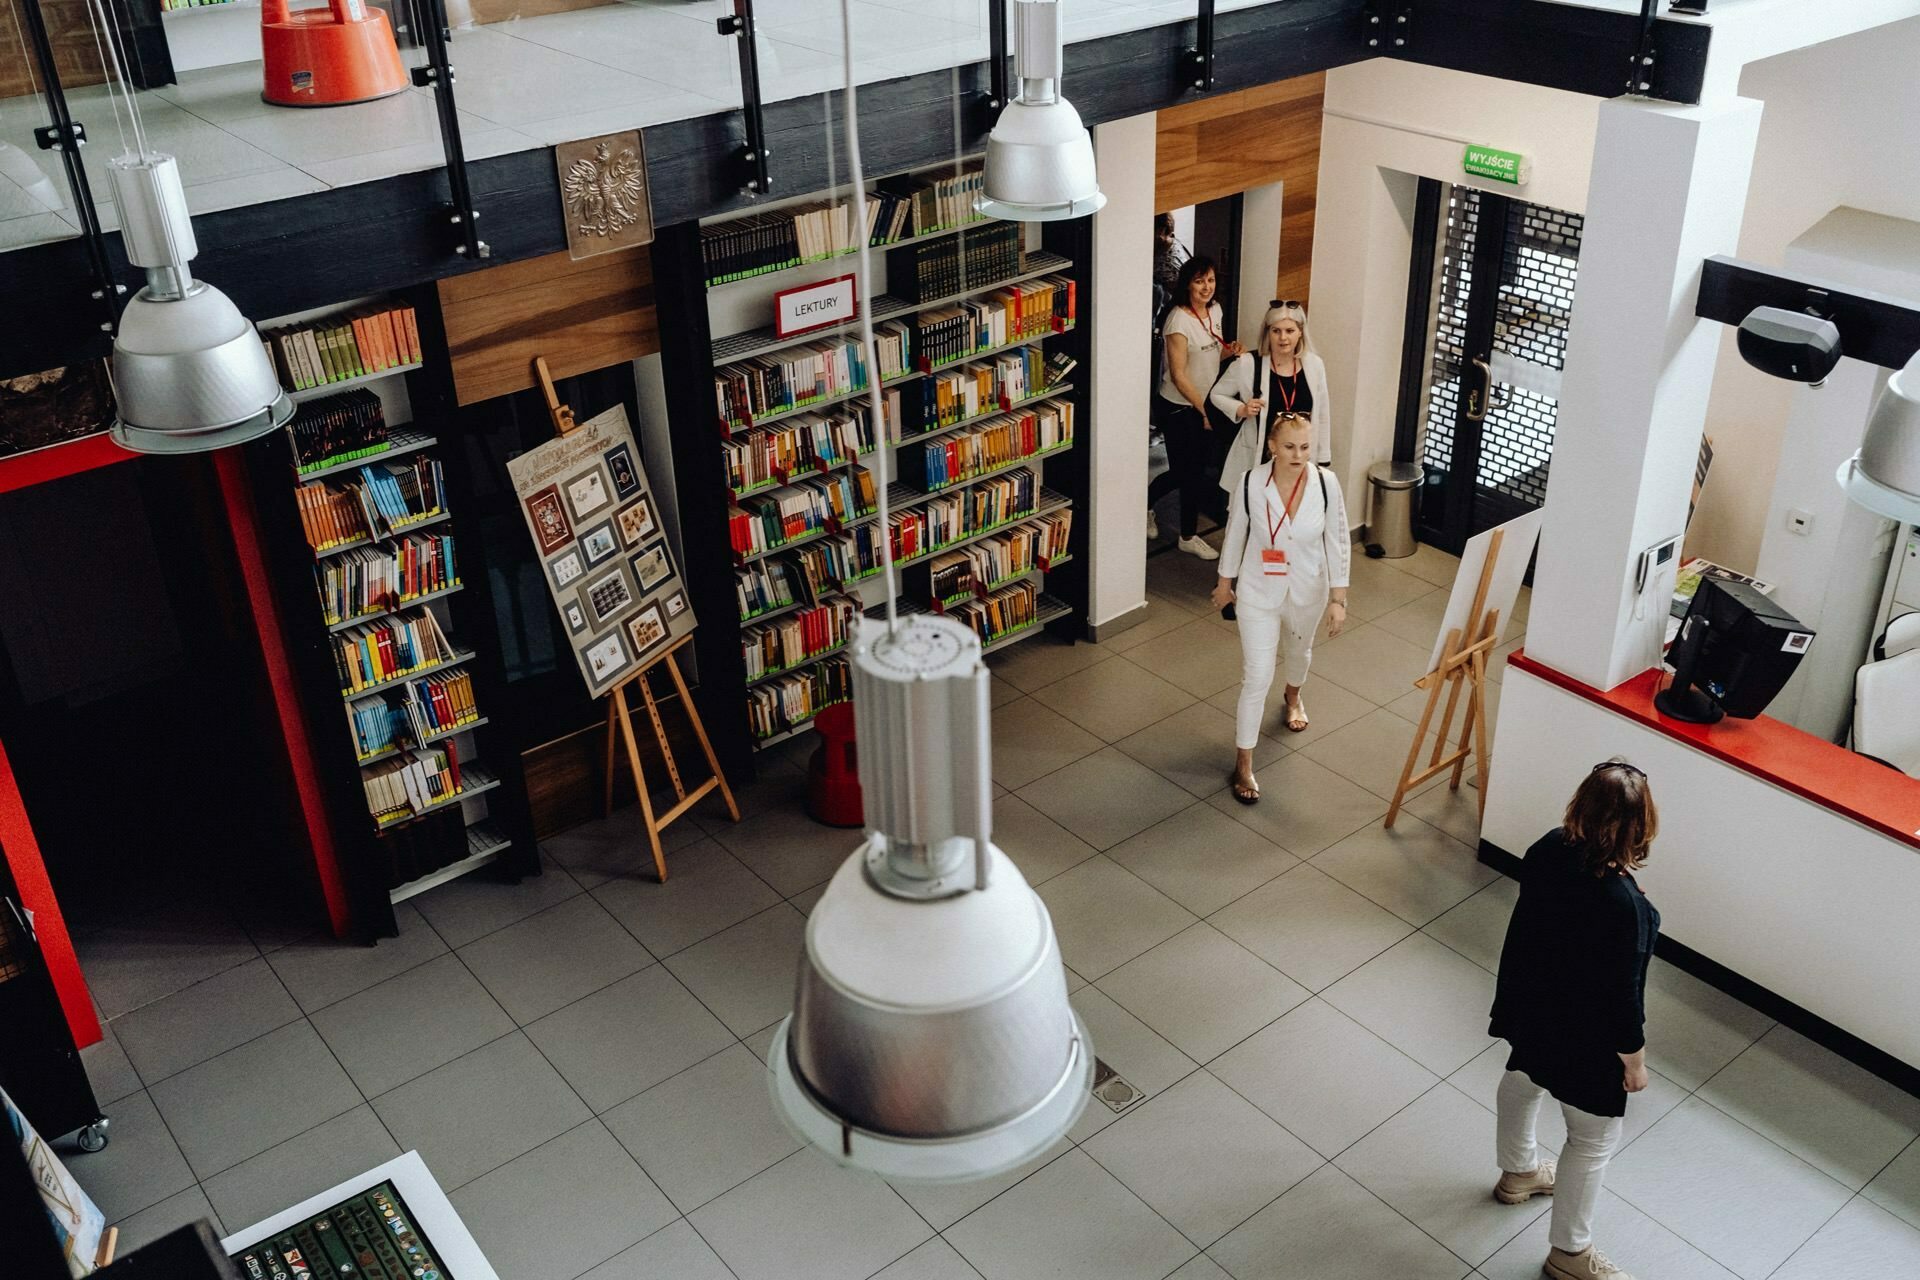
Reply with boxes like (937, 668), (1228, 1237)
(774, 274), (859, 339)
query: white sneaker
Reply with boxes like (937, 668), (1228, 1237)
(1178, 535), (1220, 561)
(1146, 509), (1160, 540)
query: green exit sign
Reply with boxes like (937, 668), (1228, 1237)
(1464, 144), (1529, 186)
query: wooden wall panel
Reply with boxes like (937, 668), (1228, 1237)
(438, 247), (658, 406)
(1155, 74), (1325, 308)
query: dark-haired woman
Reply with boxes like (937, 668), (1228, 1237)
(1487, 761), (1661, 1280)
(1149, 254), (1241, 557)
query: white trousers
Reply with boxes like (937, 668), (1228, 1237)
(1233, 597), (1320, 749)
(1497, 1069), (1625, 1254)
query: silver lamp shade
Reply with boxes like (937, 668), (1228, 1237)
(1839, 350), (1920, 525)
(977, 0), (1105, 222)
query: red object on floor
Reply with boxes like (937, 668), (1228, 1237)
(261, 0), (409, 108)
(808, 702), (864, 828)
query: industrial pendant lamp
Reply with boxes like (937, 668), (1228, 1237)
(977, 0), (1105, 221)
(1839, 350), (1920, 525)
(107, 152), (292, 454)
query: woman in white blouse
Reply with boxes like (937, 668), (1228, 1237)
(1211, 300), (1332, 495)
(1210, 412), (1351, 803)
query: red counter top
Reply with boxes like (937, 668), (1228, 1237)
(1509, 651), (1920, 851)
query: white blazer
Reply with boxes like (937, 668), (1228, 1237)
(1220, 463), (1352, 612)
(1211, 350), (1332, 490)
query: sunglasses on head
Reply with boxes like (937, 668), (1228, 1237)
(1268, 299), (1304, 309)
(1592, 760), (1647, 780)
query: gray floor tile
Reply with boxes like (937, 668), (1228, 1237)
(456, 894), (652, 1023)
(986, 635), (1114, 693)
(1487, 636), (1524, 684)
(1069, 988), (1199, 1143)
(410, 852), (584, 948)
(1036, 856), (1197, 980)
(1697, 1024), (1920, 1191)
(689, 1148), (932, 1280)
(200, 1105), (400, 1236)
(110, 1185), (224, 1257)
(1145, 547), (1222, 616)
(1211, 998), (1437, 1159)
(1334, 1083), (1547, 1265)
(603, 1044), (800, 1212)
(1209, 865), (1411, 992)
(450, 1120), (676, 1280)
(1210, 1164), (1471, 1280)
(992, 792), (1101, 886)
(1113, 703), (1291, 801)
(1030, 652), (1198, 741)
(1103, 595), (1199, 654)
(1448, 1041), (1686, 1156)
(110, 959), (301, 1085)
(1346, 553), (1445, 621)
(1641, 959), (1774, 1089)
(590, 836), (781, 956)
(1390, 680), (1503, 746)
(1480, 1188), (1738, 1280)
(1311, 813), (1496, 927)
(709, 791), (860, 897)
(872, 1237), (988, 1279)
(1609, 1097), (1851, 1279)
(1303, 622), (1435, 707)
(661, 903), (808, 1036)
(1097, 923), (1308, 1062)
(80, 1030), (144, 1106)
(581, 1220), (735, 1280)
(692, 755), (806, 835)
(1322, 933), (1498, 1076)
(1018, 747), (1195, 852)
(148, 1021), (363, 1179)
(889, 1139), (1074, 1233)
(1422, 876), (1519, 973)
(1107, 801), (1298, 917)
(1770, 1195), (1920, 1280)
(371, 1032), (591, 1189)
(741, 1022), (780, 1065)
(1403, 778), (1491, 848)
(1205, 754), (1387, 859)
(1865, 1138), (1920, 1232)
(1086, 1071), (1323, 1247)
(1167, 1255), (1232, 1279)
(72, 902), (260, 1021)
(946, 1148), (1197, 1280)
(56, 1090), (194, 1222)
(527, 965), (735, 1113)
(1112, 617), (1247, 699)
(1372, 587), (1451, 648)
(1206, 670), (1377, 751)
(310, 953), (515, 1097)
(990, 697), (1105, 790)
(789, 881), (829, 913)
(1396, 543), (1464, 590)
(265, 905), (448, 1013)
(1299, 706), (1458, 806)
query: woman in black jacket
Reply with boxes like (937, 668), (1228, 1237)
(1487, 760), (1661, 1280)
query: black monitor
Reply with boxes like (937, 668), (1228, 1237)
(1655, 576), (1815, 724)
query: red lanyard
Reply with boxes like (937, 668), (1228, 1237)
(1266, 467), (1308, 545)
(1271, 364), (1299, 415)
(1185, 304), (1220, 345)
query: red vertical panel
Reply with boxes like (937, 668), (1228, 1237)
(0, 434), (135, 497)
(0, 732), (100, 1047)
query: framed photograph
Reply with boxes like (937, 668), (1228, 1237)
(632, 539), (674, 592)
(563, 601), (588, 634)
(605, 442), (641, 498)
(549, 549), (585, 590)
(662, 588), (689, 620)
(626, 603), (668, 659)
(580, 562), (637, 627)
(525, 485), (574, 555)
(565, 464), (613, 521)
(578, 520), (619, 566)
(584, 629), (630, 685)
(615, 496), (657, 548)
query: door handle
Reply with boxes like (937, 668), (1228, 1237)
(1466, 358), (1491, 421)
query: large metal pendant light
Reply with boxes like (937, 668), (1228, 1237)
(1838, 349), (1920, 524)
(977, 0), (1105, 222)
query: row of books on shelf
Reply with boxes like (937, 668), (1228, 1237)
(379, 807), (475, 891)
(928, 509), (1072, 603)
(729, 467), (877, 559)
(333, 607), (457, 695)
(699, 163), (986, 285)
(914, 277), (1076, 368)
(741, 594), (861, 682)
(346, 667), (480, 760)
(908, 402), (1073, 491)
(265, 303), (420, 392)
(890, 466), (1042, 561)
(315, 533), (458, 626)
(907, 348), (1060, 434)
(889, 222), (1024, 304)
(290, 388), (394, 472)
(949, 580), (1046, 648)
(748, 655), (852, 741)
(722, 406), (877, 495)
(296, 455), (446, 550)
(364, 742), (466, 823)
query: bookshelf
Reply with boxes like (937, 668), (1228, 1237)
(655, 160), (1094, 772)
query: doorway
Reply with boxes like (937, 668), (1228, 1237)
(1396, 179), (1585, 554)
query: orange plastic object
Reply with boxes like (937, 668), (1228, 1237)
(807, 701), (864, 829)
(261, 0), (409, 108)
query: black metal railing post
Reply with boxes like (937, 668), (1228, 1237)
(412, 0), (487, 259)
(19, 0), (121, 333)
(718, 0), (771, 196)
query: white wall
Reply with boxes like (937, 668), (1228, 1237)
(1237, 182), (1283, 337)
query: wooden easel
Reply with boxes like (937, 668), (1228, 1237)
(535, 357), (740, 881)
(1384, 529), (1504, 828)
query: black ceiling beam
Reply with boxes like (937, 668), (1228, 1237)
(0, 0), (1711, 381)
(1697, 255), (1920, 371)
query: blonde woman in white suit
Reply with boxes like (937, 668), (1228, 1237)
(1211, 300), (1332, 495)
(1210, 412), (1351, 803)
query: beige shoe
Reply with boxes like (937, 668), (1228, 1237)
(1493, 1158), (1556, 1204)
(1544, 1245), (1634, 1280)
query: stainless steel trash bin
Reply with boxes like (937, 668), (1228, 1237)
(1366, 461), (1422, 559)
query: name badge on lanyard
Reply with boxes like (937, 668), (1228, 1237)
(1263, 468), (1308, 577)
(1261, 548), (1289, 577)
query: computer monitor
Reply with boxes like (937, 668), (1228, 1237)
(1655, 576), (1815, 724)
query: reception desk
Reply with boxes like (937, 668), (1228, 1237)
(1483, 652), (1920, 1079)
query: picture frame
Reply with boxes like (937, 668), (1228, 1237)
(632, 539), (674, 593)
(549, 549), (585, 590)
(584, 629), (630, 686)
(662, 588), (689, 620)
(605, 442), (641, 498)
(625, 603), (668, 660)
(580, 562), (638, 627)
(563, 601), (588, 634)
(525, 485), (574, 555)
(615, 496), (657, 548)
(565, 463), (613, 521)
(578, 520), (619, 566)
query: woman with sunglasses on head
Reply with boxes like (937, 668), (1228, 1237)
(1210, 412), (1349, 801)
(1211, 300), (1332, 495)
(1151, 254), (1243, 558)
(1486, 761), (1661, 1280)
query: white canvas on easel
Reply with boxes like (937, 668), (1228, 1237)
(1427, 507), (1545, 673)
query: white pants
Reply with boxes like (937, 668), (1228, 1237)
(1497, 1069), (1625, 1254)
(1233, 598), (1320, 749)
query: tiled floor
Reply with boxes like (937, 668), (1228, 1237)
(61, 543), (1920, 1279)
